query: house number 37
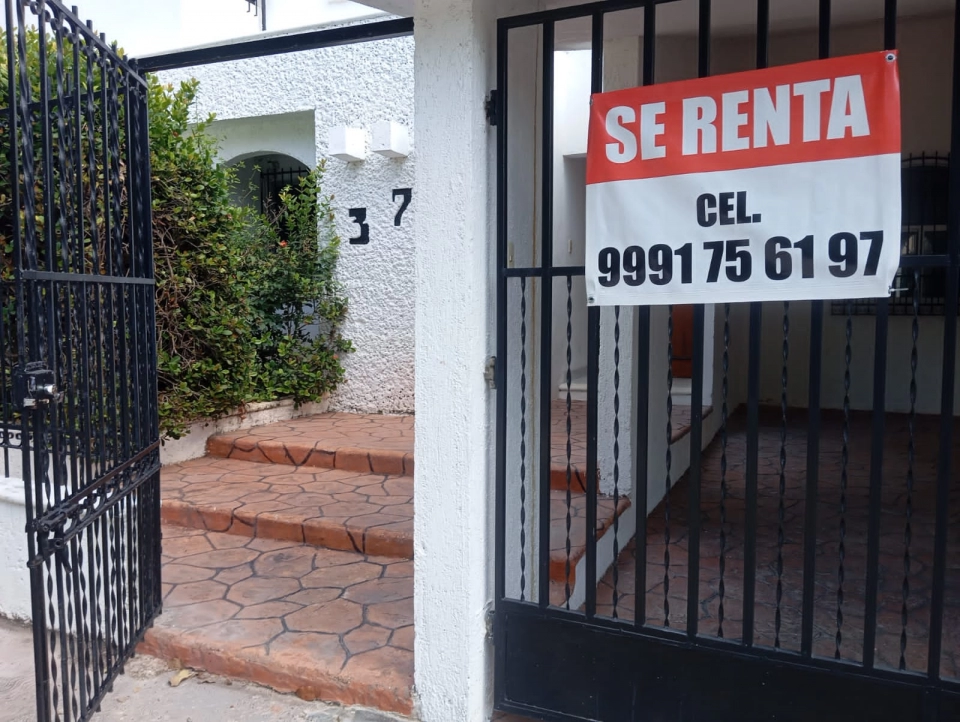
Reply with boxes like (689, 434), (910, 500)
(348, 188), (412, 245)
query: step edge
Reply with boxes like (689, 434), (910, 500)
(160, 499), (413, 559)
(140, 627), (413, 716)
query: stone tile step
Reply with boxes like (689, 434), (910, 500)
(205, 403), (709, 493)
(549, 490), (631, 597)
(206, 413), (416, 476)
(140, 525), (414, 716)
(161, 457), (413, 558)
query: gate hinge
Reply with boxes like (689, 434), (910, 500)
(484, 356), (497, 390)
(14, 362), (62, 409)
(485, 604), (496, 642)
(485, 89), (499, 127)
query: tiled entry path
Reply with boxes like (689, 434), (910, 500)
(593, 410), (960, 679)
(147, 402), (650, 715)
(145, 418), (417, 714)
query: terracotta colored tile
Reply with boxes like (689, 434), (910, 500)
(191, 618), (283, 648)
(214, 564), (254, 586)
(180, 548), (260, 569)
(163, 563), (216, 584)
(383, 560), (414, 578)
(263, 631), (345, 673)
(365, 597), (413, 629)
(235, 601), (302, 619)
(165, 580), (227, 607)
(370, 449), (405, 476)
(303, 448), (337, 469)
(205, 436), (234, 459)
(285, 598), (364, 634)
(208, 532), (253, 550)
(283, 588), (343, 606)
(161, 599), (240, 629)
(162, 532), (214, 558)
(302, 520), (358, 554)
(335, 448), (372, 473)
(161, 502), (205, 531)
(390, 625), (414, 652)
(343, 577), (412, 606)
(311, 547), (371, 569)
(253, 546), (319, 579)
(340, 645), (413, 697)
(162, 457), (412, 557)
(345, 625), (392, 655)
(228, 446), (271, 464)
(301, 561), (383, 589)
(227, 575), (301, 606)
(198, 507), (235, 533)
(255, 514), (304, 543)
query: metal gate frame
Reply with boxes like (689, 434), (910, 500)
(3, 1), (161, 720)
(492, 1), (960, 720)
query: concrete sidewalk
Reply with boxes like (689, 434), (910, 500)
(0, 618), (407, 722)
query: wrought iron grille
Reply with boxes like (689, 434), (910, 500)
(494, 1), (960, 720)
(259, 164), (309, 217)
(3, 1), (161, 720)
(834, 153), (950, 316)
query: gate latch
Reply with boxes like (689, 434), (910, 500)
(16, 363), (62, 408)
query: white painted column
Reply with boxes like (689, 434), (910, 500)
(412, 1), (498, 719)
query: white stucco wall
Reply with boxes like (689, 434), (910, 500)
(157, 33), (416, 414)
(0, 477), (30, 621)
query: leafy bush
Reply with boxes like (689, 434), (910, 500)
(150, 78), (350, 438)
(1, 28), (350, 438)
(245, 172), (351, 404)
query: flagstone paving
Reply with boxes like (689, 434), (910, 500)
(162, 458), (414, 557)
(141, 525), (414, 715)
(150, 398), (706, 714)
(206, 401), (707, 492)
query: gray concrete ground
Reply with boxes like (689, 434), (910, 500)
(0, 618), (409, 722)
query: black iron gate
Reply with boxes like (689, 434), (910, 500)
(494, 1), (960, 720)
(3, 1), (161, 720)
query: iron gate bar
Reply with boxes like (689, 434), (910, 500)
(929, 0), (960, 681)
(583, 9), (604, 622)
(685, 0), (710, 642)
(863, 0), (899, 671)
(498, 602), (960, 722)
(503, 266), (587, 277)
(500, 0), (677, 30)
(538, 19), (555, 610)
(19, 271), (155, 285)
(633, 0), (656, 631)
(134, 17), (414, 72)
(6, 0), (161, 717)
(737, 0), (770, 651)
(800, 0), (831, 660)
(901, 254), (952, 268)
(495, 0), (960, 717)
(37, 0), (148, 83)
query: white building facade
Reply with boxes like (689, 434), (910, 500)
(4, 1), (960, 721)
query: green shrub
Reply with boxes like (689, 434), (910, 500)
(1, 29), (350, 439)
(150, 78), (350, 438)
(245, 171), (351, 404)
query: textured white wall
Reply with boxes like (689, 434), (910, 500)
(158, 35), (416, 414)
(0, 477), (30, 621)
(412, 0), (499, 719)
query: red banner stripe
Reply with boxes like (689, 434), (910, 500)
(587, 51), (901, 185)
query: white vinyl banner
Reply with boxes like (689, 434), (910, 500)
(585, 51), (902, 306)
